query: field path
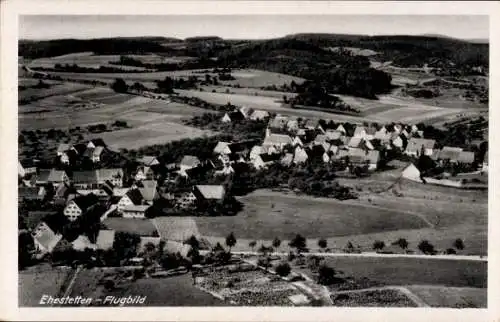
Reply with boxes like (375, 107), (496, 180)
(228, 251), (487, 262)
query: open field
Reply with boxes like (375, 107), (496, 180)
(406, 285), (487, 308)
(19, 82), (92, 102)
(195, 189), (430, 240)
(68, 267), (110, 300)
(19, 265), (74, 306)
(105, 274), (225, 306)
(88, 120), (213, 150)
(154, 217), (201, 241)
(27, 53), (149, 71)
(102, 218), (159, 237)
(321, 257), (486, 288)
(176, 89), (371, 123)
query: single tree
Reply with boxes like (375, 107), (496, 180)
(275, 262), (291, 277)
(272, 237), (282, 251)
(185, 235), (200, 250)
(225, 232), (237, 252)
(344, 241), (354, 253)
(394, 238), (409, 250)
(318, 238), (328, 250)
(373, 240), (386, 251)
(453, 238), (465, 250)
(418, 240), (435, 255)
(317, 264), (336, 285)
(110, 78), (128, 93)
(249, 240), (257, 252)
(289, 234), (307, 253)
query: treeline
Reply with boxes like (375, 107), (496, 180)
(19, 37), (172, 59)
(109, 55), (219, 71)
(32, 63), (146, 74)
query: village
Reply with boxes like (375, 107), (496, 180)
(19, 104), (487, 282)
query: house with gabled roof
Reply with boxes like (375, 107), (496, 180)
(63, 193), (100, 222)
(281, 153), (294, 167)
(293, 146), (309, 165)
(194, 185), (226, 202)
(292, 136), (304, 147)
(405, 138), (436, 157)
(325, 130), (343, 141)
(96, 230), (115, 250)
(239, 106), (255, 119)
(286, 118), (300, 132)
(135, 166), (156, 182)
(268, 115), (289, 130)
(221, 111), (245, 123)
(252, 153), (281, 170)
(36, 169), (69, 187)
(137, 155), (160, 166)
(214, 164), (235, 176)
(19, 186), (47, 201)
(438, 147), (463, 163)
(336, 124), (347, 134)
(137, 180), (159, 205)
(18, 160), (37, 178)
(250, 145), (276, 161)
(263, 133), (293, 151)
(117, 188), (145, 213)
(457, 151), (475, 165)
(179, 155), (201, 177)
(213, 141), (232, 155)
(56, 143), (72, 156)
(72, 235), (97, 251)
(249, 110), (270, 121)
(87, 138), (106, 149)
(348, 137), (374, 151)
(31, 222), (62, 254)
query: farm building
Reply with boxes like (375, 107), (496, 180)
(263, 133), (293, 151)
(179, 155), (201, 177)
(117, 189), (146, 212)
(122, 205), (150, 218)
(249, 110), (270, 121)
(72, 235), (96, 251)
(72, 168), (124, 189)
(96, 230), (115, 250)
(293, 146), (309, 165)
(31, 222), (63, 254)
(18, 160), (37, 178)
(137, 155), (160, 166)
(221, 111), (245, 123)
(404, 138), (436, 157)
(268, 115), (289, 130)
(194, 185), (226, 202)
(457, 151), (475, 165)
(252, 153), (281, 170)
(87, 138), (106, 149)
(135, 166), (156, 181)
(63, 194), (100, 222)
(213, 142), (232, 155)
(401, 163), (422, 182)
(19, 186), (47, 201)
(281, 153), (294, 167)
(36, 169), (69, 187)
(239, 106), (255, 119)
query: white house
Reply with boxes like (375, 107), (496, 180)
(262, 133), (293, 152)
(213, 142), (232, 155)
(117, 189), (145, 212)
(179, 155), (201, 177)
(63, 194), (99, 222)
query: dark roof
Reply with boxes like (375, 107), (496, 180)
(72, 143), (87, 155)
(72, 194), (100, 212)
(228, 139), (258, 153)
(228, 111), (245, 121)
(125, 188), (144, 205)
(72, 170), (98, 184)
(260, 153), (281, 163)
(89, 138), (106, 147)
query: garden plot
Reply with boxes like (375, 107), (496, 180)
(331, 289), (418, 307)
(197, 265), (303, 306)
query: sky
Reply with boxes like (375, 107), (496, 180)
(19, 15), (489, 41)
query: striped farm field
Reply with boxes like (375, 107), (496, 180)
(406, 285), (487, 308)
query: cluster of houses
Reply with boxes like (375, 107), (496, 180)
(19, 113), (487, 259)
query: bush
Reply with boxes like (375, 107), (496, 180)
(418, 240), (436, 255)
(453, 238), (465, 250)
(317, 264), (337, 285)
(373, 240), (386, 251)
(275, 262), (291, 277)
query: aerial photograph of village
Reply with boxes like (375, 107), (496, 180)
(17, 14), (488, 308)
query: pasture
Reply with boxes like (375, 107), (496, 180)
(195, 189), (430, 240)
(322, 256), (487, 288)
(406, 285), (487, 308)
(19, 265), (74, 306)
